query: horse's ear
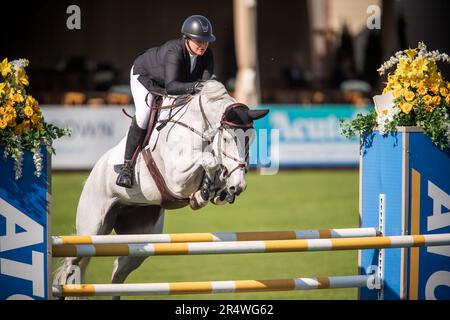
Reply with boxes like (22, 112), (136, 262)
(224, 105), (237, 119)
(248, 109), (269, 121)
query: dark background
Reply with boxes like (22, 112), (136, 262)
(1, 0), (449, 104)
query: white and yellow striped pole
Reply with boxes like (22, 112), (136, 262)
(52, 233), (450, 257)
(52, 227), (379, 246)
(53, 275), (373, 297)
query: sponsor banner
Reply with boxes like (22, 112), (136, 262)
(42, 105), (368, 170)
(359, 131), (404, 300)
(252, 105), (370, 168)
(407, 133), (450, 300)
(41, 106), (134, 169)
(0, 146), (50, 300)
(359, 130), (450, 300)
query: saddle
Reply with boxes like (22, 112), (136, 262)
(128, 94), (191, 210)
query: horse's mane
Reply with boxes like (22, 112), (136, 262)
(160, 80), (236, 136)
(161, 80), (234, 115)
(197, 80), (236, 109)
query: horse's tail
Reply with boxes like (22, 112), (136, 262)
(53, 257), (72, 285)
(53, 257), (89, 300)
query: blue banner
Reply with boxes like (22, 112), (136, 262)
(359, 130), (450, 300)
(251, 105), (370, 168)
(408, 132), (450, 300)
(0, 146), (49, 300)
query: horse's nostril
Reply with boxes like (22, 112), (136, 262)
(219, 190), (227, 201)
(229, 186), (236, 193)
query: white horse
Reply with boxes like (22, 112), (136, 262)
(54, 80), (268, 299)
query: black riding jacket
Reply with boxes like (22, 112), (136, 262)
(133, 38), (214, 95)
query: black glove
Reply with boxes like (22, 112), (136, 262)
(192, 81), (205, 94)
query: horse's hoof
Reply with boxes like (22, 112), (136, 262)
(211, 197), (227, 205)
(190, 192), (207, 210)
(225, 192), (235, 204)
(189, 195), (201, 210)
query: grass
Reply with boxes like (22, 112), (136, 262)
(52, 169), (360, 300)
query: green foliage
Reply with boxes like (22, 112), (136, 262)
(340, 104), (450, 149)
(339, 109), (377, 139)
(416, 103), (450, 150)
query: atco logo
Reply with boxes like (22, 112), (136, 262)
(0, 198), (45, 299)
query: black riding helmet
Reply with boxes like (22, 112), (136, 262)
(181, 15), (216, 43)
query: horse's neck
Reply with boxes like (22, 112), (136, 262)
(141, 95), (225, 197)
(186, 95), (227, 132)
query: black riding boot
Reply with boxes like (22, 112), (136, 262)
(116, 117), (147, 188)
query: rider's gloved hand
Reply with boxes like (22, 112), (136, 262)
(192, 81), (205, 94)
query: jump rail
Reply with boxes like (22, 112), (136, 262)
(52, 227), (380, 245)
(52, 275), (374, 297)
(52, 233), (450, 257)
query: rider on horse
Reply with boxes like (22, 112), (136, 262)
(116, 15), (216, 188)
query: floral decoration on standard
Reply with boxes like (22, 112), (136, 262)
(341, 42), (450, 149)
(0, 58), (70, 179)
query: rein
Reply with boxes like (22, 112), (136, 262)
(149, 92), (193, 110)
(121, 93), (192, 119)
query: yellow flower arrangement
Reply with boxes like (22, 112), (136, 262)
(0, 58), (70, 179)
(341, 42), (450, 149)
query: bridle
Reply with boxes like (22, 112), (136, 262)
(156, 94), (249, 179)
(214, 103), (251, 178)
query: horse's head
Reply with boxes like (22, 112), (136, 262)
(185, 80), (269, 206)
(210, 102), (269, 204)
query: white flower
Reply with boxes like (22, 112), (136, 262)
(10, 58), (29, 70)
(32, 148), (43, 177)
(378, 42), (450, 75)
(418, 41), (427, 51)
(14, 149), (24, 180)
(377, 56), (400, 75)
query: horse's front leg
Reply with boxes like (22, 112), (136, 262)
(189, 152), (219, 210)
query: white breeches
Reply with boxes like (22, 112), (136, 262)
(130, 66), (154, 129)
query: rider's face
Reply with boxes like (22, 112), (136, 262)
(187, 38), (209, 56)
